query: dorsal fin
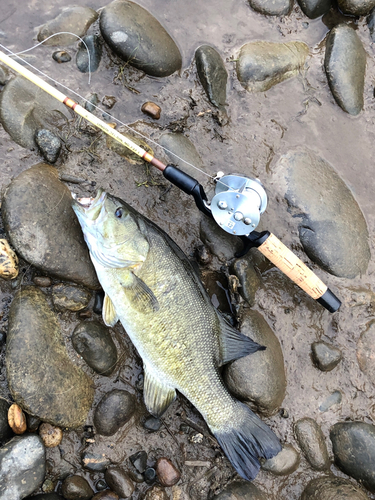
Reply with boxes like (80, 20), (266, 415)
(143, 365), (176, 417)
(218, 317), (265, 366)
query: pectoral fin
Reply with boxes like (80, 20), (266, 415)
(103, 293), (119, 327)
(144, 365), (176, 417)
(218, 318), (265, 366)
(120, 271), (159, 313)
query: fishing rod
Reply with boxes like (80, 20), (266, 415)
(0, 48), (341, 313)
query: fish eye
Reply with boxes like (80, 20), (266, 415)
(115, 208), (123, 218)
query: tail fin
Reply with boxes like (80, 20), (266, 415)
(213, 401), (281, 481)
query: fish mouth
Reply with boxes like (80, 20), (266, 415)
(72, 189), (107, 222)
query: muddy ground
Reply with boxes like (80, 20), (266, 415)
(1, 0), (375, 498)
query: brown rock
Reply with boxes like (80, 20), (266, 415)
(0, 239), (18, 280)
(39, 422), (63, 447)
(33, 276), (52, 287)
(8, 403), (27, 435)
(144, 485), (169, 500)
(156, 457), (181, 487)
(92, 491), (119, 500)
(105, 467), (135, 497)
(141, 102), (161, 120)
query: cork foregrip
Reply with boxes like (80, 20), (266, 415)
(258, 233), (327, 300)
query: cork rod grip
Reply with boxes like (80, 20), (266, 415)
(258, 233), (327, 300)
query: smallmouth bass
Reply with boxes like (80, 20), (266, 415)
(72, 189), (281, 480)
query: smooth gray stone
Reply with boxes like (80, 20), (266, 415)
(76, 34), (102, 73)
(236, 41), (309, 92)
(214, 481), (267, 499)
(35, 129), (62, 164)
(301, 476), (369, 500)
(0, 399), (12, 444)
(37, 6), (99, 46)
(100, 0), (182, 77)
(0, 76), (71, 149)
(274, 150), (370, 278)
(325, 24), (366, 116)
(72, 320), (118, 376)
(331, 422), (375, 492)
(261, 443), (300, 475)
(319, 391), (342, 412)
(2, 163), (100, 289)
(338, 0), (375, 14)
(224, 309), (286, 416)
(52, 284), (92, 311)
(94, 389), (135, 436)
(311, 341), (342, 371)
(195, 45), (227, 115)
(231, 258), (261, 307)
(0, 434), (45, 500)
(6, 287), (94, 428)
(357, 321), (375, 385)
(295, 417), (330, 470)
(159, 132), (206, 178)
(200, 214), (243, 262)
(249, 0), (293, 15)
(298, 0), (332, 17)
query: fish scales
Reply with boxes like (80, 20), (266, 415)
(72, 190), (281, 480)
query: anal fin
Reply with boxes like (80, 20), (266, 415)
(218, 317), (265, 366)
(144, 365), (176, 417)
(103, 293), (119, 327)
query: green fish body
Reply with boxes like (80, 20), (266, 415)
(72, 190), (281, 480)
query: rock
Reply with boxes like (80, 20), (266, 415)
(39, 423), (63, 448)
(81, 451), (112, 471)
(224, 309), (286, 416)
(6, 287), (94, 428)
(319, 391), (342, 412)
(33, 276), (52, 287)
(100, 0), (181, 77)
(143, 416), (161, 432)
(0, 64), (10, 85)
(214, 480), (268, 499)
(325, 25), (366, 116)
(104, 467), (135, 497)
(331, 421), (375, 492)
(158, 132), (206, 177)
(144, 468), (157, 484)
(35, 129), (62, 164)
(356, 321), (375, 385)
(26, 414), (41, 433)
(2, 163), (100, 289)
(274, 150), (370, 278)
(92, 492), (119, 500)
(298, 0), (332, 17)
(368, 9), (375, 42)
(236, 41), (309, 92)
(200, 214), (243, 262)
(25, 494), (65, 500)
(76, 35), (102, 73)
(7, 403), (26, 435)
(261, 443), (300, 475)
(144, 485), (169, 500)
(0, 399), (12, 444)
(195, 45), (228, 115)
(106, 126), (154, 164)
(156, 457), (181, 486)
(93, 290), (105, 314)
(62, 475), (94, 500)
(52, 283), (92, 311)
(85, 93), (99, 113)
(311, 341), (342, 371)
(52, 50), (71, 63)
(130, 450), (148, 473)
(37, 7), (99, 46)
(0, 434), (45, 500)
(141, 101), (161, 120)
(72, 320), (118, 376)
(301, 476), (369, 500)
(102, 95), (117, 109)
(249, 0), (293, 16)
(338, 0), (375, 14)
(231, 258), (261, 306)
(0, 76), (71, 149)
(94, 389), (135, 436)
(0, 239), (18, 280)
(294, 417), (330, 470)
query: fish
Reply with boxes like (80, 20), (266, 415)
(72, 189), (281, 480)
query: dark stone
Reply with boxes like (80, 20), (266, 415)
(338, 0), (375, 14)
(52, 284), (92, 311)
(249, 0), (293, 15)
(37, 7), (99, 46)
(261, 443), (300, 476)
(231, 258), (261, 306)
(25, 494), (65, 500)
(0, 64), (10, 86)
(2, 163), (100, 289)
(144, 467), (156, 484)
(96, 480), (108, 491)
(330, 421), (375, 492)
(325, 25), (366, 116)
(301, 476), (368, 500)
(130, 450), (148, 473)
(274, 150), (370, 278)
(72, 320), (118, 376)
(214, 480), (268, 499)
(93, 290), (105, 314)
(0, 76), (71, 149)
(143, 416), (161, 432)
(52, 51), (71, 63)
(76, 35), (102, 73)
(61, 475), (94, 500)
(311, 341), (342, 371)
(195, 45), (228, 116)
(92, 492), (119, 500)
(94, 389), (135, 436)
(298, 0), (332, 17)
(81, 451), (112, 471)
(224, 309), (286, 416)
(236, 41), (309, 92)
(35, 129), (62, 164)
(104, 467), (135, 497)
(85, 93), (99, 113)
(99, 0), (182, 77)
(6, 287), (94, 428)
(0, 398), (13, 444)
(295, 418), (330, 470)
(26, 414), (41, 433)
(0, 434), (46, 499)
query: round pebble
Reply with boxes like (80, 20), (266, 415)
(52, 51), (71, 63)
(39, 422), (63, 448)
(156, 457), (181, 486)
(8, 403), (27, 435)
(144, 467), (157, 484)
(33, 276), (52, 287)
(52, 283), (92, 311)
(35, 129), (62, 164)
(311, 341), (342, 371)
(141, 101), (161, 120)
(104, 467), (135, 497)
(143, 416), (161, 432)
(61, 475), (94, 500)
(261, 443), (300, 476)
(295, 418), (330, 470)
(94, 389), (135, 436)
(81, 451), (111, 471)
(92, 491), (119, 500)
